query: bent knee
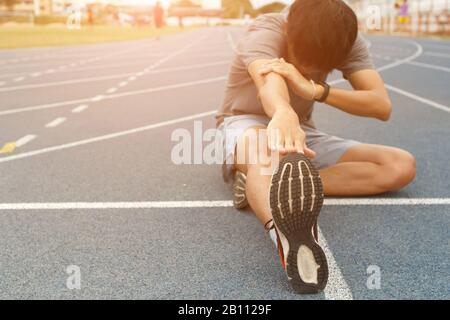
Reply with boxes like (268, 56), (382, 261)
(379, 150), (416, 191)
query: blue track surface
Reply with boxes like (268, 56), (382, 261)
(0, 27), (448, 299)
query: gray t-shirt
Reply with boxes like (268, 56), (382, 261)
(216, 13), (374, 128)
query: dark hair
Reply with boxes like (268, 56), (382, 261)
(287, 0), (358, 72)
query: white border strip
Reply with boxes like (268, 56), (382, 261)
(0, 198), (448, 210)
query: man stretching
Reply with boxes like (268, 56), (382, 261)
(216, 0), (416, 293)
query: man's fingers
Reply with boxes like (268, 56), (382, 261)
(259, 67), (289, 78)
(304, 145), (316, 158)
(258, 68), (272, 75)
(272, 66), (288, 76)
(277, 133), (286, 153)
(293, 129), (306, 153)
(284, 134), (296, 153)
(294, 138), (303, 154)
(267, 127), (282, 152)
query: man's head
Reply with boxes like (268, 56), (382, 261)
(286, 0), (358, 74)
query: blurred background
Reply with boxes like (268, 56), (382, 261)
(0, 0), (448, 48)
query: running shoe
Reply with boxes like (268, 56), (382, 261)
(269, 153), (328, 293)
(233, 170), (248, 209)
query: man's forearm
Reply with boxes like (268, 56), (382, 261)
(320, 86), (392, 121)
(258, 73), (294, 118)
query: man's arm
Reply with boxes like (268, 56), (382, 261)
(248, 59), (315, 157)
(322, 70), (392, 121)
(248, 59), (291, 117)
(259, 60), (392, 121)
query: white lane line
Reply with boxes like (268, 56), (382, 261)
(0, 72), (134, 92)
(182, 52), (233, 59)
(15, 135), (37, 147)
(0, 41), (161, 84)
(8, 60), (149, 76)
(71, 104), (89, 113)
(91, 95), (105, 102)
(149, 61), (229, 74)
(0, 61), (229, 93)
(13, 77), (25, 82)
(377, 40), (423, 72)
(369, 52), (450, 73)
(132, 32), (211, 80)
(325, 198), (450, 205)
(107, 87), (118, 94)
(422, 43), (450, 51)
(0, 76), (226, 116)
(0, 62), (61, 71)
(0, 201), (232, 210)
(119, 81), (128, 87)
(329, 39), (423, 88)
(0, 110), (216, 163)
(406, 61), (450, 73)
(0, 198), (448, 209)
(105, 77), (227, 101)
(0, 54), (95, 66)
(319, 228), (353, 300)
(425, 51), (450, 59)
(45, 117), (67, 128)
(385, 84), (450, 114)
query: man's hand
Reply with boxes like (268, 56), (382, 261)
(259, 58), (319, 101)
(248, 59), (315, 157)
(267, 108), (316, 157)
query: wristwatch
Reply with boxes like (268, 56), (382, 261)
(316, 81), (330, 102)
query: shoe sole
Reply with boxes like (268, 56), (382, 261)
(269, 153), (328, 294)
(233, 171), (249, 209)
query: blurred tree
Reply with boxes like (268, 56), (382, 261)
(257, 2), (287, 14)
(1, 0), (17, 11)
(222, 0), (255, 18)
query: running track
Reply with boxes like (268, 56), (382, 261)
(0, 27), (449, 299)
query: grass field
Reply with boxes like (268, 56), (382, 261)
(0, 25), (196, 49)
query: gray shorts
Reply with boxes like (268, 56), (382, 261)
(217, 114), (361, 182)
